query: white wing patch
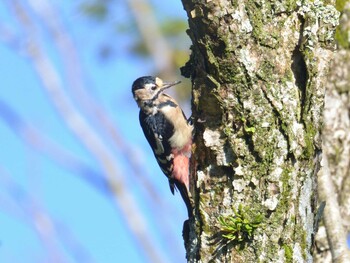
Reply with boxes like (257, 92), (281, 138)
(166, 154), (174, 161)
(154, 133), (164, 155)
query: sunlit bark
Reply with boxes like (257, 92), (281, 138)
(181, 1), (339, 262)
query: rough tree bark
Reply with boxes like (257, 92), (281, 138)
(180, 1), (339, 262)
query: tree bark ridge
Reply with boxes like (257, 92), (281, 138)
(181, 1), (339, 262)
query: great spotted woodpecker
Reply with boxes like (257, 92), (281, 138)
(132, 76), (193, 217)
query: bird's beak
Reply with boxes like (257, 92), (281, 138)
(161, 80), (181, 91)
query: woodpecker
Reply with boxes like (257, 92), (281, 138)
(132, 76), (193, 217)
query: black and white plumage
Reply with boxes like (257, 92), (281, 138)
(132, 76), (193, 216)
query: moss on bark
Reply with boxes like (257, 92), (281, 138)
(181, 0), (339, 262)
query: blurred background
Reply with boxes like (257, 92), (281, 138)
(0, 0), (192, 262)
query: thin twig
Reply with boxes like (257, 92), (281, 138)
(0, 99), (110, 194)
(0, 167), (96, 263)
(126, 0), (175, 76)
(26, 0), (176, 215)
(0, 98), (184, 262)
(24, 1), (185, 259)
(7, 1), (167, 262)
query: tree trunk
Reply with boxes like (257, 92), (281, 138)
(314, 3), (350, 263)
(180, 1), (339, 262)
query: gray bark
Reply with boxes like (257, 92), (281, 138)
(180, 1), (339, 262)
(314, 4), (350, 262)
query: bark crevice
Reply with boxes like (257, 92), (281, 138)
(181, 1), (339, 262)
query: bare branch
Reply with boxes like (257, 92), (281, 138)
(7, 1), (167, 262)
(26, 0), (174, 215)
(318, 154), (350, 263)
(126, 0), (175, 76)
(0, 99), (110, 194)
(0, 99), (185, 261)
(0, 167), (96, 263)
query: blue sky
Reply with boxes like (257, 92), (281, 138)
(0, 1), (190, 262)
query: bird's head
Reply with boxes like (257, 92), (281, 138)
(132, 76), (180, 108)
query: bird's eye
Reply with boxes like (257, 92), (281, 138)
(151, 85), (157, 90)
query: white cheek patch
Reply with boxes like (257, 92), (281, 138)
(145, 83), (156, 90)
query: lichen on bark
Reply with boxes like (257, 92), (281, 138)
(181, 0), (339, 262)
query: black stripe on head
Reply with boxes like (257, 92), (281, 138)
(132, 76), (155, 95)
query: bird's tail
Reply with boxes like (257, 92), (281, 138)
(174, 180), (193, 218)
